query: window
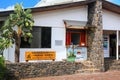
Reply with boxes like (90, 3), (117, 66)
(66, 29), (86, 46)
(20, 27), (51, 48)
(41, 27), (51, 48)
(71, 33), (80, 45)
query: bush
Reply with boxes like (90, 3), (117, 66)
(0, 55), (6, 79)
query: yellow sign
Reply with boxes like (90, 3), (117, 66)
(25, 51), (56, 61)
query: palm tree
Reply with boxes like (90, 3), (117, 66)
(0, 3), (34, 62)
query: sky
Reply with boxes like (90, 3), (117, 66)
(0, 0), (40, 11)
(0, 0), (120, 11)
(108, 0), (120, 5)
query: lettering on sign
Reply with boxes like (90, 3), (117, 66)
(25, 51), (56, 61)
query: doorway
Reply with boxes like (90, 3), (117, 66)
(110, 34), (116, 58)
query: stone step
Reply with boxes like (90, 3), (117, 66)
(80, 61), (96, 69)
(109, 61), (120, 67)
(105, 64), (120, 67)
(75, 61), (100, 73)
(110, 64), (120, 67)
(104, 59), (120, 71)
(75, 68), (100, 73)
(109, 66), (120, 70)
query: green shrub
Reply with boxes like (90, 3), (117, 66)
(0, 56), (6, 79)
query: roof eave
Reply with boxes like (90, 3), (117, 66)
(0, 0), (96, 17)
(31, 0), (96, 13)
(103, 1), (120, 14)
(0, 0), (119, 17)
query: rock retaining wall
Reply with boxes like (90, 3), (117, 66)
(5, 61), (101, 80)
(6, 62), (82, 80)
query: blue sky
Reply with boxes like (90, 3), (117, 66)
(0, 0), (120, 11)
(0, 0), (40, 11)
(108, 0), (120, 5)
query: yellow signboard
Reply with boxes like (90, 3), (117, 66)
(25, 51), (56, 61)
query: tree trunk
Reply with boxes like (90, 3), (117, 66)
(15, 35), (21, 63)
(14, 27), (22, 63)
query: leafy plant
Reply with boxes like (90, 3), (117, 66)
(67, 51), (76, 58)
(0, 37), (13, 55)
(0, 56), (6, 79)
(0, 3), (34, 62)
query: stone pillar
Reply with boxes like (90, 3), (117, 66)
(87, 0), (104, 71)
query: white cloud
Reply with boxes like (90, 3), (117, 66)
(106, 0), (113, 2)
(0, 5), (14, 12)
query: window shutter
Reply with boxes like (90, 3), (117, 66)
(80, 31), (86, 46)
(66, 32), (71, 45)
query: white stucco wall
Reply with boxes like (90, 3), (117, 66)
(51, 27), (66, 61)
(33, 6), (88, 27)
(32, 6), (87, 62)
(2, 5), (120, 62)
(4, 6), (88, 62)
(103, 9), (120, 30)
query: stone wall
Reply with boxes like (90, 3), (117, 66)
(5, 61), (101, 80)
(104, 59), (120, 71)
(87, 0), (104, 71)
(5, 62), (82, 80)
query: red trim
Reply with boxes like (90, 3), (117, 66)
(66, 32), (71, 45)
(66, 31), (86, 46)
(80, 31), (86, 46)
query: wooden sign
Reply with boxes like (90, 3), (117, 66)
(25, 51), (56, 62)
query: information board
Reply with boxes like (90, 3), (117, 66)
(25, 51), (56, 61)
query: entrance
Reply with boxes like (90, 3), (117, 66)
(110, 34), (116, 58)
(103, 31), (116, 58)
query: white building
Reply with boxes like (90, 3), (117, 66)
(0, 0), (120, 63)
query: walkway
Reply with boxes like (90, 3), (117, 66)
(22, 70), (120, 80)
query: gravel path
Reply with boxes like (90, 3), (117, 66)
(22, 70), (120, 80)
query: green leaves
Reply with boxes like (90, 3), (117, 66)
(0, 28), (13, 55)
(14, 3), (23, 13)
(26, 32), (32, 37)
(0, 37), (13, 53)
(0, 56), (6, 79)
(0, 3), (34, 56)
(25, 9), (32, 14)
(22, 32), (33, 43)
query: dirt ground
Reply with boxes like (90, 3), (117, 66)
(21, 70), (120, 80)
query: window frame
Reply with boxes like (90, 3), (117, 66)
(66, 29), (87, 47)
(20, 26), (52, 48)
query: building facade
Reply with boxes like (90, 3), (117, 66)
(0, 0), (120, 71)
